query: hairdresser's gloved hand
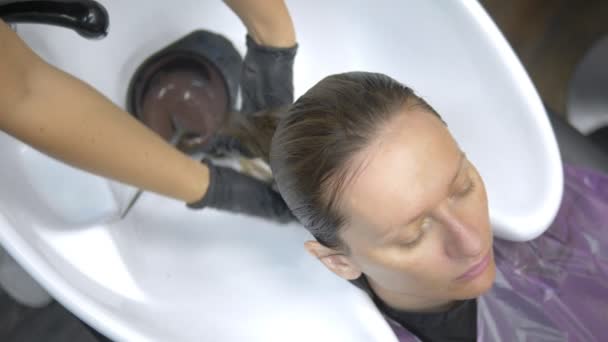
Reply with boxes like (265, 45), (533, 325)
(240, 35), (298, 115)
(199, 35), (297, 158)
(187, 159), (294, 223)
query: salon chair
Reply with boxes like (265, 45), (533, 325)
(549, 110), (608, 174)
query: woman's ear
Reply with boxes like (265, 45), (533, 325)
(304, 240), (362, 280)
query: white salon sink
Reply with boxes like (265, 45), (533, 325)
(0, 1), (562, 341)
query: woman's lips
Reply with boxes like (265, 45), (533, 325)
(456, 250), (491, 281)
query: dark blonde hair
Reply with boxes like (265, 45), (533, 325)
(269, 72), (441, 248)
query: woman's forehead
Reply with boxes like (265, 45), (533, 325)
(340, 109), (461, 241)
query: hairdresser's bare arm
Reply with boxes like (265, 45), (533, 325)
(0, 20), (208, 203)
(223, 0), (296, 47)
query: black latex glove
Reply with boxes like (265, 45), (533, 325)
(187, 159), (294, 223)
(199, 36), (297, 158)
(240, 35), (298, 115)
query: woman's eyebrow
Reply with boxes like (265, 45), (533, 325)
(449, 152), (467, 189)
(401, 152), (466, 225)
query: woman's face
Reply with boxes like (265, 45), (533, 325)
(307, 106), (495, 311)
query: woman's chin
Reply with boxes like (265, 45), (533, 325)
(456, 259), (497, 300)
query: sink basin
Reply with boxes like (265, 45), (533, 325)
(0, 0), (562, 341)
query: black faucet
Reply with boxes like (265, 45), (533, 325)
(0, 0), (109, 39)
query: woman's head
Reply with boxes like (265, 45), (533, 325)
(270, 72), (495, 311)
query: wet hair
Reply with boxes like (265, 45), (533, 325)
(267, 72), (441, 249)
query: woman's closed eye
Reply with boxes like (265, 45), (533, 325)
(401, 232), (423, 248)
(401, 217), (432, 248)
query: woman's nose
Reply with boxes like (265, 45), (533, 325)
(434, 204), (484, 259)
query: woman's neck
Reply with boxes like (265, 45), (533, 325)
(367, 277), (456, 313)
